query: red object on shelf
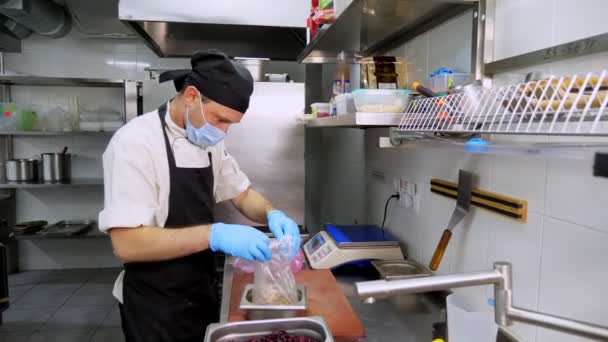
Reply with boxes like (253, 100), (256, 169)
(312, 8), (336, 24)
(309, 0), (320, 38)
(308, 17), (318, 38)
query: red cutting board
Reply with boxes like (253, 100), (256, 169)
(229, 269), (365, 341)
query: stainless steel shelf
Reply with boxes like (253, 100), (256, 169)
(0, 130), (117, 136)
(298, 0), (476, 63)
(306, 112), (404, 128)
(14, 224), (107, 240)
(0, 75), (126, 87)
(0, 178), (103, 189)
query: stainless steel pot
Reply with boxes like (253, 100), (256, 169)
(41, 153), (71, 183)
(236, 59), (267, 82)
(5, 160), (18, 182)
(5, 159), (38, 182)
(265, 73), (290, 82)
(0, 162), (5, 182)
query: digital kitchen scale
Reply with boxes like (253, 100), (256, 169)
(303, 224), (404, 269)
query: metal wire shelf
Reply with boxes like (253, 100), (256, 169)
(397, 70), (608, 136)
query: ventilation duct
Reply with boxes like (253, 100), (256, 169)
(64, 0), (135, 39)
(0, 0), (70, 38)
(1, 16), (31, 39)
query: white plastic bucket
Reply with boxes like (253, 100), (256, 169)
(447, 293), (498, 342)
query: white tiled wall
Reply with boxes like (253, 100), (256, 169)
(390, 11), (473, 88)
(494, 0), (608, 61)
(360, 3), (608, 342)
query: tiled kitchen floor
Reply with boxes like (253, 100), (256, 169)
(1, 268), (123, 342)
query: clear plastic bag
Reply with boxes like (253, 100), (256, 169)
(252, 236), (299, 305)
(234, 248), (305, 274)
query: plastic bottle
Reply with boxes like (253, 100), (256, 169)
(330, 63), (350, 115)
(332, 62), (350, 96)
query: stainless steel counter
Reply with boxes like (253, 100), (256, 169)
(218, 258), (523, 342)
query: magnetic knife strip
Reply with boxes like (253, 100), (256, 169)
(430, 178), (528, 222)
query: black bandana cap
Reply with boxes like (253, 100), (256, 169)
(159, 50), (254, 113)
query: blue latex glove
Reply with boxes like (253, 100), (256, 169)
(209, 223), (271, 262)
(267, 210), (301, 258)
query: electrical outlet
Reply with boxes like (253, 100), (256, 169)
(393, 178), (400, 193)
(396, 178), (420, 212)
(398, 178), (409, 208)
(410, 182), (420, 214)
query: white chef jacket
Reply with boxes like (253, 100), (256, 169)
(98, 101), (251, 302)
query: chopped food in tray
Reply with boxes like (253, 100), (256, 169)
(233, 330), (321, 342)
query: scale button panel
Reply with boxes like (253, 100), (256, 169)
(322, 245), (332, 254)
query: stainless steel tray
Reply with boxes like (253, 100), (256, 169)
(372, 259), (432, 280)
(205, 316), (333, 342)
(37, 219), (94, 237)
(239, 284), (307, 320)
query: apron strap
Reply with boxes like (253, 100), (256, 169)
(157, 103), (178, 169)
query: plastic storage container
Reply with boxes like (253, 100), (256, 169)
(446, 293), (497, 342)
(0, 103), (19, 131)
(310, 103), (330, 118)
(352, 89), (412, 113)
(335, 93), (356, 116)
(19, 109), (37, 131)
(428, 73), (470, 94)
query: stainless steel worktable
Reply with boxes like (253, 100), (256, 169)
(220, 257), (442, 341)
(218, 256), (522, 342)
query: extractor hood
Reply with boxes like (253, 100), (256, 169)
(119, 0), (308, 60)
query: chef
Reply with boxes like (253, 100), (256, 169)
(98, 50), (301, 342)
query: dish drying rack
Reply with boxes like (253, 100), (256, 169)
(396, 70), (608, 136)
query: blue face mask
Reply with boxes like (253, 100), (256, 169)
(184, 99), (226, 147)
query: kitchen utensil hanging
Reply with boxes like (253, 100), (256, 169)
(430, 179), (528, 222)
(429, 170), (473, 271)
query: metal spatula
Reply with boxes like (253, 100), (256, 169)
(429, 170), (473, 271)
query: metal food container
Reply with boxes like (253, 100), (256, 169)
(41, 152), (71, 183)
(235, 59), (266, 82)
(372, 259), (432, 280)
(5, 159), (38, 183)
(204, 316), (333, 342)
(239, 284), (307, 320)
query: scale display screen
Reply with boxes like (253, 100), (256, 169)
(307, 233), (326, 254)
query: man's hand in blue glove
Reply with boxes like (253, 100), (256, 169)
(209, 223), (271, 262)
(267, 210), (301, 258)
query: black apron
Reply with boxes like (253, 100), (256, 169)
(120, 103), (219, 342)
